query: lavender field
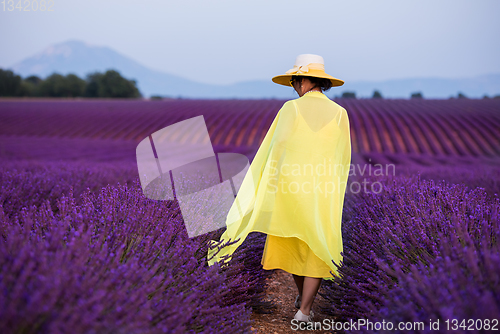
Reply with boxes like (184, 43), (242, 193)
(0, 98), (499, 333)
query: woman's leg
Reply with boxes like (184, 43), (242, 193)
(299, 277), (322, 315)
(292, 274), (304, 298)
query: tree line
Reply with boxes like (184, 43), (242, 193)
(0, 69), (142, 98)
(334, 90), (499, 99)
(333, 90), (424, 99)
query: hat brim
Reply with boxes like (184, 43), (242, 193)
(272, 70), (344, 88)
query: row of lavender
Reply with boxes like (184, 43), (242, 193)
(1, 98), (499, 157)
(0, 160), (274, 333)
(1, 97), (499, 332)
(340, 99), (499, 157)
(320, 163), (500, 333)
(2, 157), (498, 332)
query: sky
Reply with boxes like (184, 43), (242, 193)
(1, 0), (499, 85)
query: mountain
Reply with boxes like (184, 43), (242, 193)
(6, 40), (500, 99)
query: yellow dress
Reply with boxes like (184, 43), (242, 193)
(261, 235), (334, 278)
(207, 91), (351, 281)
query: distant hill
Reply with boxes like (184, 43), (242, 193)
(6, 40), (500, 99)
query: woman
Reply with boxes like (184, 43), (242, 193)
(207, 54), (351, 324)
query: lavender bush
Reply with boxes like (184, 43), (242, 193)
(369, 239), (500, 333)
(397, 159), (500, 198)
(0, 176), (273, 333)
(320, 172), (499, 333)
(0, 159), (138, 219)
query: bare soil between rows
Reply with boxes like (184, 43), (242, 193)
(250, 269), (339, 334)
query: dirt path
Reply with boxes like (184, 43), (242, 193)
(250, 269), (336, 333)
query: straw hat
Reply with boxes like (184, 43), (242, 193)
(272, 54), (344, 87)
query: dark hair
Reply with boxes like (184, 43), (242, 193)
(291, 75), (332, 92)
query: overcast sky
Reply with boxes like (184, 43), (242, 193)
(1, 0), (499, 85)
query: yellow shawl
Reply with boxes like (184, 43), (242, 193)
(207, 91), (351, 281)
